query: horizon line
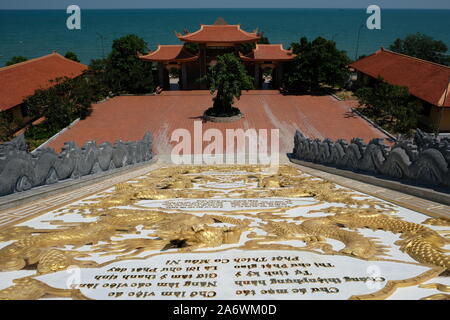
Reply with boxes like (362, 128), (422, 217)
(1, 7), (450, 10)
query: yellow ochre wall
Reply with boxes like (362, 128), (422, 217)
(430, 106), (450, 132)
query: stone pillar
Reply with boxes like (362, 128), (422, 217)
(254, 63), (260, 89)
(158, 63), (165, 88)
(275, 63), (284, 89)
(163, 67), (170, 90)
(199, 44), (207, 89)
(181, 63), (188, 90)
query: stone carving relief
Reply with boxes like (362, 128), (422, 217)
(292, 129), (450, 188)
(0, 132), (153, 196)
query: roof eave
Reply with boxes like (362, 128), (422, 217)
(139, 55), (199, 63)
(177, 37), (259, 44)
(241, 58), (295, 62)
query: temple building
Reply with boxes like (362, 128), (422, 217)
(350, 48), (450, 133)
(0, 52), (87, 136)
(139, 19), (295, 90)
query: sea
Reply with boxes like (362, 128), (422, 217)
(0, 8), (449, 66)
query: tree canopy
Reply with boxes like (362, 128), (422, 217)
(64, 51), (80, 62)
(355, 77), (422, 134)
(284, 37), (351, 93)
(205, 53), (254, 116)
(5, 56), (28, 66)
(107, 34), (155, 94)
(4, 34), (155, 146)
(23, 76), (102, 132)
(389, 33), (450, 66)
(240, 32), (270, 55)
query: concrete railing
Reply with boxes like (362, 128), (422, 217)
(0, 132), (153, 196)
(292, 129), (450, 189)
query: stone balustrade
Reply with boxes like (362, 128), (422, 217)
(0, 132), (153, 196)
(292, 129), (450, 189)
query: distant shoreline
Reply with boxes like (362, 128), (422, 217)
(1, 8), (450, 11)
(1, 8), (449, 66)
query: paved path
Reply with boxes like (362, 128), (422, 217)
(46, 91), (390, 155)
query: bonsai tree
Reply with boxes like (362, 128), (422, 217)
(205, 53), (254, 117)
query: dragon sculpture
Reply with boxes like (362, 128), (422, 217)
(0, 165), (448, 300)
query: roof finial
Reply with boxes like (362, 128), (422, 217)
(214, 17), (228, 25)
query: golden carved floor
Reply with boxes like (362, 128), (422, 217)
(0, 165), (448, 300)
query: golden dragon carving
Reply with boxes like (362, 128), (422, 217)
(0, 165), (448, 300)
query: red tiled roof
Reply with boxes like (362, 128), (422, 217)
(0, 52), (87, 111)
(350, 48), (450, 107)
(240, 44), (296, 62)
(139, 45), (198, 62)
(177, 24), (260, 44)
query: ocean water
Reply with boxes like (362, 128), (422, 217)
(0, 8), (449, 66)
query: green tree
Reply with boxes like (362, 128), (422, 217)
(5, 56), (28, 66)
(20, 60), (112, 147)
(180, 30), (200, 55)
(24, 76), (95, 132)
(389, 33), (450, 66)
(240, 32), (270, 55)
(107, 34), (154, 94)
(0, 111), (18, 142)
(284, 37), (351, 93)
(204, 53), (254, 117)
(184, 42), (199, 55)
(64, 51), (80, 62)
(88, 58), (109, 84)
(258, 33), (270, 45)
(355, 77), (422, 134)
(86, 58), (113, 98)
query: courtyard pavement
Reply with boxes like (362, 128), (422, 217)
(46, 90), (391, 154)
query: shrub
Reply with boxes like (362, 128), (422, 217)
(355, 77), (422, 134)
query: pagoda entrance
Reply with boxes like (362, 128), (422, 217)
(252, 62), (286, 90)
(157, 61), (196, 91)
(167, 64), (180, 90)
(140, 20), (296, 92)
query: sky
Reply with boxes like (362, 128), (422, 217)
(1, 0), (449, 10)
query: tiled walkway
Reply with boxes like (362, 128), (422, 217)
(46, 91), (390, 154)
